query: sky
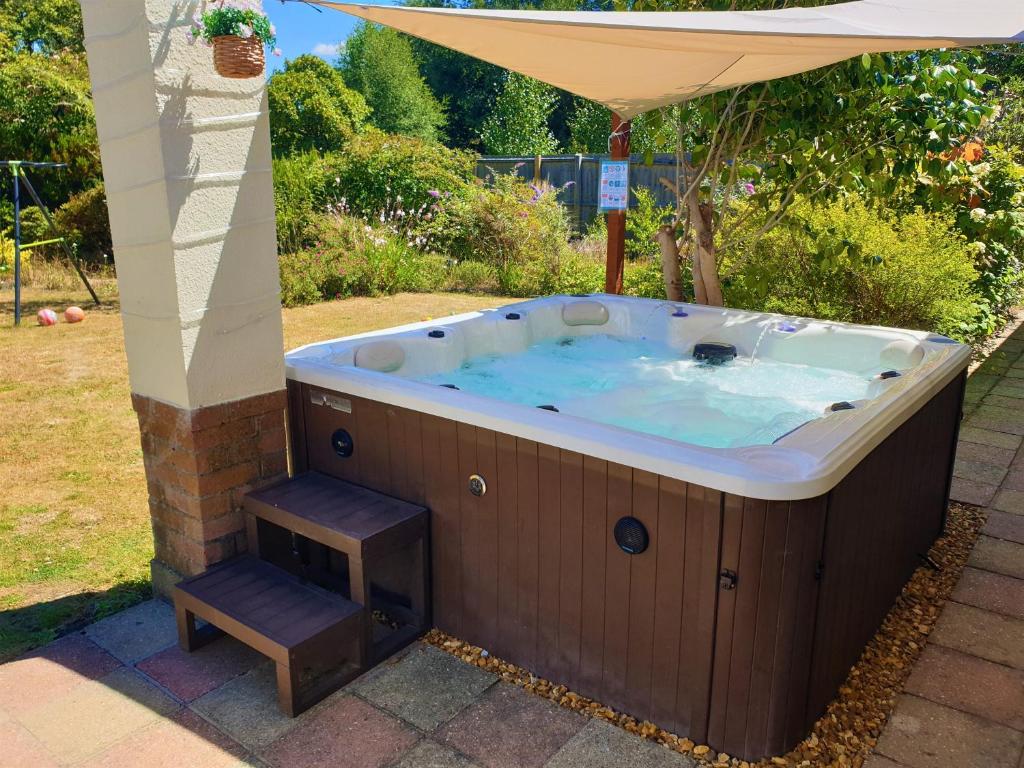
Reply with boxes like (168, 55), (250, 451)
(264, 0), (400, 72)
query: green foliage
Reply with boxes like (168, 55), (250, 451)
(0, 47), (99, 203)
(330, 131), (476, 219)
(625, 187), (672, 260)
(988, 78), (1024, 163)
(279, 213), (446, 306)
(480, 73), (559, 156)
(425, 174), (572, 296)
(725, 196), (984, 343)
(0, 0), (83, 53)
(340, 23), (446, 142)
(567, 98), (675, 156)
(54, 185), (111, 263)
(268, 55), (370, 156)
(624, 258), (667, 298)
(272, 152), (333, 253)
(189, 2), (276, 48)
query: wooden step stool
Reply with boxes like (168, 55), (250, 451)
(173, 472), (430, 716)
(174, 556), (363, 716)
(243, 471), (430, 666)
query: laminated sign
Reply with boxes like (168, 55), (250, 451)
(598, 160), (629, 212)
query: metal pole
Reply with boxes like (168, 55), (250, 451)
(12, 163), (21, 326)
(605, 113), (631, 294)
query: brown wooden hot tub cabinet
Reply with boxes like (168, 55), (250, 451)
(285, 371), (965, 761)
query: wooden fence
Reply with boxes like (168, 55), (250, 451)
(475, 154), (679, 231)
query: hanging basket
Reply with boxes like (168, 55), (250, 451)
(212, 35), (264, 79)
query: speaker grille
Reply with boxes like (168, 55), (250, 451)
(331, 428), (354, 458)
(614, 516), (649, 555)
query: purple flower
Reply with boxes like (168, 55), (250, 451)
(529, 184), (543, 203)
(428, 190), (441, 198)
(742, 182), (756, 196)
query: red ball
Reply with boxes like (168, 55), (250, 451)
(64, 306), (85, 324)
(37, 308), (58, 326)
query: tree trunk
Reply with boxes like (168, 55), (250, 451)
(684, 192), (724, 306)
(655, 225), (684, 301)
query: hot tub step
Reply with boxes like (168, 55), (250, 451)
(173, 555), (363, 716)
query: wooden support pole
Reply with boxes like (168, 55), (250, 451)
(604, 112), (631, 294)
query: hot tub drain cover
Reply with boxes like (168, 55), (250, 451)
(614, 516), (649, 555)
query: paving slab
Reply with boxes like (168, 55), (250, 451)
(984, 510), (1024, 544)
(950, 477), (998, 507)
(191, 662), (303, 752)
(930, 601), (1024, 670)
(389, 739), (481, 768)
(436, 683), (588, 768)
(984, 393), (1024, 410)
(952, 567), (1024, 620)
(0, 633), (120, 715)
(350, 644), (497, 731)
(1001, 469), (1024, 492)
(260, 695), (417, 768)
(994, 489), (1024, 514)
(953, 458), (1008, 486)
(544, 718), (697, 768)
(965, 413), (1024, 436)
(0, 720), (59, 768)
(77, 709), (252, 768)
(968, 535), (1024, 579)
(956, 440), (1018, 467)
(904, 644), (1024, 730)
(15, 666), (180, 764)
(875, 694), (1024, 768)
(85, 599), (178, 664)
(958, 426), (1023, 451)
(137, 635), (264, 702)
(863, 756), (909, 768)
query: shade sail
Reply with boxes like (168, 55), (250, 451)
(312, 0), (1023, 118)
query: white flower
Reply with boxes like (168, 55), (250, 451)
(969, 241), (987, 255)
(969, 207), (988, 222)
(971, 162), (992, 177)
(269, 24), (277, 36)
(272, 47), (282, 57)
(238, 23), (253, 38)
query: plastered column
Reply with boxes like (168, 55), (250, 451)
(81, 0), (288, 593)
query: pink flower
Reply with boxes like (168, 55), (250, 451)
(743, 182), (756, 196)
(272, 47), (282, 57)
(238, 23), (253, 38)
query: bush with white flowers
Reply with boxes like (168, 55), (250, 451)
(187, 1), (281, 57)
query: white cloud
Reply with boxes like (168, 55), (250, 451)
(312, 42), (341, 58)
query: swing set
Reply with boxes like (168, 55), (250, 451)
(2, 160), (101, 326)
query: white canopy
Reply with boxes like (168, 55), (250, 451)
(313, 0), (1023, 118)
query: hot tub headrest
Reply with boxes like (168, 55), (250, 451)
(562, 300), (609, 327)
(880, 339), (925, 370)
(354, 340), (406, 373)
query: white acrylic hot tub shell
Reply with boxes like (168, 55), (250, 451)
(285, 295), (970, 501)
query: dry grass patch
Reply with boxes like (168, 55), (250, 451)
(0, 286), (504, 660)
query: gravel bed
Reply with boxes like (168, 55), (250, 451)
(424, 502), (986, 768)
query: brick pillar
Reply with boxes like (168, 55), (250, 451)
(81, 0), (286, 595)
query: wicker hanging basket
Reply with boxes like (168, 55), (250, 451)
(212, 35), (264, 79)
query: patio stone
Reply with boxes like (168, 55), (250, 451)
(956, 440), (1017, 467)
(952, 567), (1024, 620)
(949, 477), (998, 506)
(993, 489), (1024, 515)
(77, 709), (251, 768)
(545, 718), (697, 768)
(350, 644), (496, 730)
(930, 601), (1024, 670)
(992, 380), (1024, 397)
(85, 599), (178, 664)
(863, 755), (909, 768)
(16, 666), (180, 764)
(0, 720), (59, 768)
(984, 510), (1024, 545)
(1001, 469), (1024, 492)
(390, 739), (481, 768)
(436, 683), (587, 768)
(984, 393), (1024, 410)
(137, 635), (264, 702)
(904, 644), (1024, 730)
(966, 373), (1000, 395)
(261, 695), (417, 768)
(875, 694), (1024, 768)
(191, 662), (301, 752)
(958, 426), (1023, 451)
(952, 458), (1008, 487)
(965, 413), (1024, 437)
(968, 536), (1024, 579)
(0, 633), (121, 715)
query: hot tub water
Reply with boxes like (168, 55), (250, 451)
(421, 334), (875, 448)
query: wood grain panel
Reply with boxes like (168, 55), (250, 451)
(558, 450), (584, 692)
(537, 443), (563, 680)
(515, 438), (540, 671)
(601, 461), (633, 711)
(495, 433), (520, 661)
(625, 470), (660, 717)
(579, 456), (609, 698)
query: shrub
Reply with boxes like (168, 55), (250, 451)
(273, 152), (332, 253)
(625, 187), (673, 260)
(55, 185), (111, 264)
(426, 174), (572, 297)
(623, 259), (667, 298)
(444, 260), (498, 293)
(724, 196), (983, 342)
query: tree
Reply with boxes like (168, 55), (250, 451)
(340, 23), (446, 142)
(646, 49), (995, 304)
(567, 97), (674, 156)
(268, 55), (370, 156)
(480, 72), (560, 155)
(0, 0), (84, 53)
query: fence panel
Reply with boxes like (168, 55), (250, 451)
(476, 154), (679, 232)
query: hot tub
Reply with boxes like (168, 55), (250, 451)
(284, 294), (968, 761)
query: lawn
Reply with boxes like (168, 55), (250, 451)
(0, 286), (505, 661)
